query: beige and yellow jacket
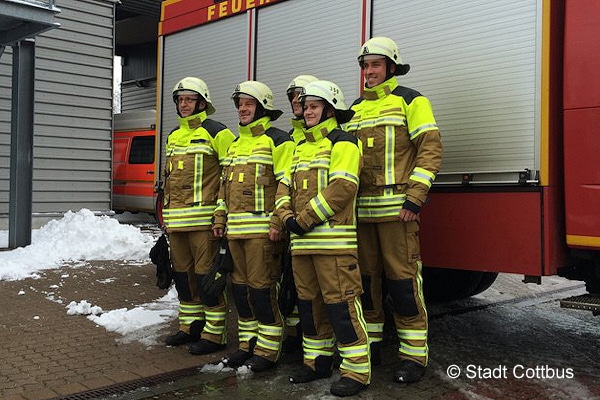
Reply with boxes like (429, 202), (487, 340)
(162, 111), (235, 232)
(275, 118), (362, 256)
(345, 77), (443, 222)
(213, 116), (295, 239)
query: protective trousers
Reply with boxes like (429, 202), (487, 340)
(169, 231), (227, 344)
(293, 254), (371, 385)
(357, 220), (428, 366)
(229, 238), (283, 362)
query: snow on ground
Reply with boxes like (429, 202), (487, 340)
(0, 208), (178, 346)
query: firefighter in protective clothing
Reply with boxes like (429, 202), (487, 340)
(276, 80), (371, 397)
(345, 36), (443, 383)
(279, 74), (320, 354)
(162, 77), (236, 355)
(213, 81), (295, 372)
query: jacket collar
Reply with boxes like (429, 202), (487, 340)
(304, 118), (338, 142)
(363, 77), (398, 100)
(179, 111), (207, 130)
(238, 116), (272, 138)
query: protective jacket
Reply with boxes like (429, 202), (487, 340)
(345, 77), (442, 222)
(163, 111), (235, 232)
(214, 116), (295, 238)
(276, 118), (361, 256)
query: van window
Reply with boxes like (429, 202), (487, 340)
(129, 136), (155, 164)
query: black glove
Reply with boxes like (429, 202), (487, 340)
(201, 238), (233, 298)
(285, 217), (307, 236)
(149, 234), (173, 290)
(278, 249), (297, 317)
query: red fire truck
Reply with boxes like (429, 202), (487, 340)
(155, 0), (600, 306)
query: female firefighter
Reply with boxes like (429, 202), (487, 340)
(275, 80), (371, 397)
(279, 74), (320, 355)
(213, 81), (295, 372)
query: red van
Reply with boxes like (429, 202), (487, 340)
(112, 110), (158, 215)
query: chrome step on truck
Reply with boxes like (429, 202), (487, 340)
(560, 294), (600, 316)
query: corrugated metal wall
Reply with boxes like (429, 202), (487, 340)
(0, 0), (115, 215)
(121, 80), (156, 112)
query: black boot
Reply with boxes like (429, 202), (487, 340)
(289, 355), (333, 383)
(330, 377), (368, 397)
(222, 349), (252, 368)
(394, 359), (426, 383)
(165, 331), (190, 346)
(222, 337), (256, 368)
(244, 355), (276, 372)
(188, 339), (226, 355)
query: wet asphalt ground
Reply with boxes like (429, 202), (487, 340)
(97, 273), (600, 400)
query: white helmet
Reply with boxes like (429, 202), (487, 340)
(358, 36), (410, 76)
(299, 80), (355, 124)
(231, 80), (283, 121)
(286, 75), (319, 101)
(172, 77), (216, 115)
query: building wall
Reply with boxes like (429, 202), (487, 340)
(0, 0), (115, 216)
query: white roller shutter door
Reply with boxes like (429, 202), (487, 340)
(161, 14), (248, 137)
(373, 0), (541, 182)
(255, 0), (363, 130)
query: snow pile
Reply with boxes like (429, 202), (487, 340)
(0, 209), (154, 281)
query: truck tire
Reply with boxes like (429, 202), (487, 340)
(422, 267), (484, 303)
(583, 259), (600, 295)
(468, 272), (499, 297)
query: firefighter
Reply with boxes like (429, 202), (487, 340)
(345, 36), (443, 383)
(286, 74), (319, 144)
(162, 77), (236, 356)
(276, 80), (370, 397)
(213, 81), (295, 372)
(279, 74), (319, 354)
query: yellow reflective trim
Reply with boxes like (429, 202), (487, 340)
(566, 234), (600, 248)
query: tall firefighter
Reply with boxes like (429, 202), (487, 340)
(346, 36), (443, 383)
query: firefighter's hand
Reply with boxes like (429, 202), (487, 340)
(285, 217), (306, 236)
(213, 227), (224, 237)
(269, 227), (282, 242)
(399, 208), (419, 222)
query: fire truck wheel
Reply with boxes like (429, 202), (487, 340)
(422, 267), (485, 303)
(583, 259), (600, 295)
(468, 272), (499, 297)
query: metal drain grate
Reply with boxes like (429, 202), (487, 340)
(49, 366), (199, 400)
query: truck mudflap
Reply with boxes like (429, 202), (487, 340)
(560, 294), (600, 316)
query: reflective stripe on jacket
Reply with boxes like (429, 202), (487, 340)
(346, 77), (443, 222)
(163, 111), (235, 232)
